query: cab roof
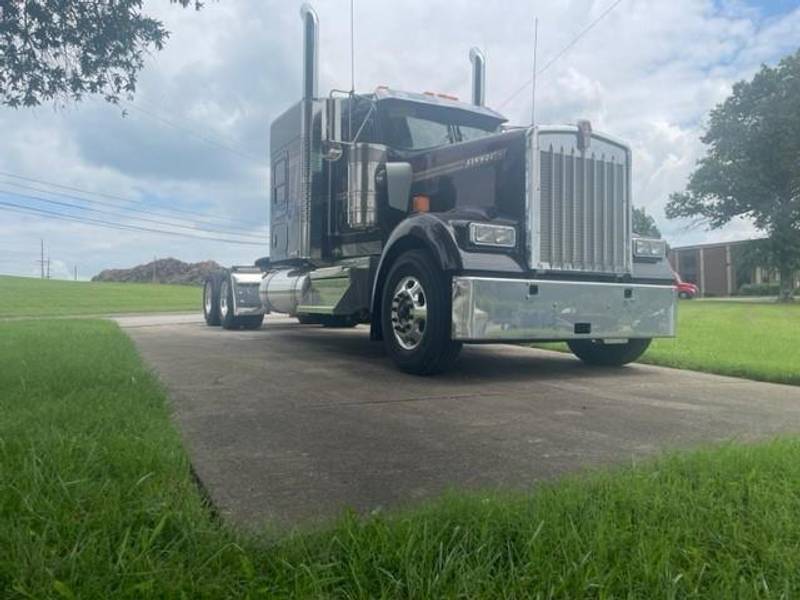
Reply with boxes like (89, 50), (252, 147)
(373, 87), (507, 123)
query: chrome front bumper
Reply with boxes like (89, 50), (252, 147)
(451, 276), (676, 342)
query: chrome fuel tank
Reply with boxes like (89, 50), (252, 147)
(259, 269), (310, 315)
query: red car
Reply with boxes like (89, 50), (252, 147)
(673, 272), (698, 299)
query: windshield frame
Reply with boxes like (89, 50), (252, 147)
(375, 99), (504, 151)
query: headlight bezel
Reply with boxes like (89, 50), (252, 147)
(633, 237), (667, 260)
(468, 222), (517, 249)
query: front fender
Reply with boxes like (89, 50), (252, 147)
(369, 213), (462, 340)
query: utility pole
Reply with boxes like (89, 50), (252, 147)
(152, 255), (157, 283)
(46, 255), (50, 280)
(74, 265), (78, 281)
(40, 239), (44, 279)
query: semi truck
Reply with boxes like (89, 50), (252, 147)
(202, 3), (677, 375)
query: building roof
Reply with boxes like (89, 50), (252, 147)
(670, 238), (766, 252)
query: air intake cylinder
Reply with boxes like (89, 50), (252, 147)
(469, 47), (486, 106)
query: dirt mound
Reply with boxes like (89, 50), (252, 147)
(92, 258), (222, 285)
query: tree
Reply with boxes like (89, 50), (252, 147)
(0, 0), (199, 108)
(632, 206), (661, 238)
(666, 50), (800, 302)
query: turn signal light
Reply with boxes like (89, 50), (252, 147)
(422, 91), (459, 101)
(412, 195), (430, 213)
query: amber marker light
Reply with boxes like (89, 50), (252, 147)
(412, 195), (430, 213)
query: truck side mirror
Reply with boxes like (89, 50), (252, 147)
(384, 162), (413, 212)
(322, 140), (343, 161)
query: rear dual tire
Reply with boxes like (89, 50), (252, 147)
(208, 273), (264, 331)
(203, 274), (222, 326)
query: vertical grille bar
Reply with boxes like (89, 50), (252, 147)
(587, 154), (600, 271)
(595, 154), (607, 270)
(617, 163), (625, 267)
(535, 133), (629, 274)
(607, 161), (612, 266)
(582, 154), (589, 266)
(560, 150), (568, 266)
(539, 146), (553, 265)
(552, 148), (561, 266)
(565, 151), (575, 267)
(611, 158), (618, 266)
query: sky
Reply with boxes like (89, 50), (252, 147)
(1, 0), (799, 280)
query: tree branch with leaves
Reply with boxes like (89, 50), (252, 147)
(666, 49), (800, 302)
(632, 206), (661, 239)
(0, 0), (200, 108)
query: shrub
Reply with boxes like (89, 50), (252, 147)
(738, 283), (798, 296)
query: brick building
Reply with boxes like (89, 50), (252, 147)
(668, 239), (798, 297)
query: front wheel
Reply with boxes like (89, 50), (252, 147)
(567, 338), (651, 366)
(381, 250), (461, 375)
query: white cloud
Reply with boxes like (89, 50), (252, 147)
(1, 0), (799, 279)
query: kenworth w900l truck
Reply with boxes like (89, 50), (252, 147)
(202, 4), (676, 375)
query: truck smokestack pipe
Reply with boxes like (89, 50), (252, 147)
(300, 4), (319, 101)
(469, 47), (486, 106)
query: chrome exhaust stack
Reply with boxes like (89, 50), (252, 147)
(297, 3), (319, 260)
(469, 47), (486, 106)
(300, 4), (319, 101)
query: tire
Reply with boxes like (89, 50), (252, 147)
(320, 315), (358, 328)
(219, 274), (238, 330)
(381, 250), (461, 375)
(203, 274), (222, 326)
(219, 273), (264, 330)
(567, 338), (651, 367)
(678, 291), (689, 299)
(239, 314), (264, 330)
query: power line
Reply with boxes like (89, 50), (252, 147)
(1, 179), (266, 236)
(0, 201), (266, 246)
(0, 185), (267, 240)
(124, 97), (254, 150)
(0, 170), (262, 229)
(497, 0), (626, 111)
(120, 101), (265, 164)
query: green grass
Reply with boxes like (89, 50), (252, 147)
(538, 300), (800, 386)
(4, 319), (800, 597)
(0, 275), (200, 318)
(643, 301), (800, 385)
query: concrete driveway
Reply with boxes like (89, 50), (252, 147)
(118, 313), (800, 529)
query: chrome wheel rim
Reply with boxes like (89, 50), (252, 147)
(203, 281), (212, 315)
(219, 279), (229, 318)
(391, 276), (427, 350)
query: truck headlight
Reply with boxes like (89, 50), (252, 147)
(469, 223), (516, 248)
(633, 238), (666, 259)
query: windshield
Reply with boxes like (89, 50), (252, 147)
(380, 102), (500, 150)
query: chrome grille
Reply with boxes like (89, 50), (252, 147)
(532, 129), (630, 274)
